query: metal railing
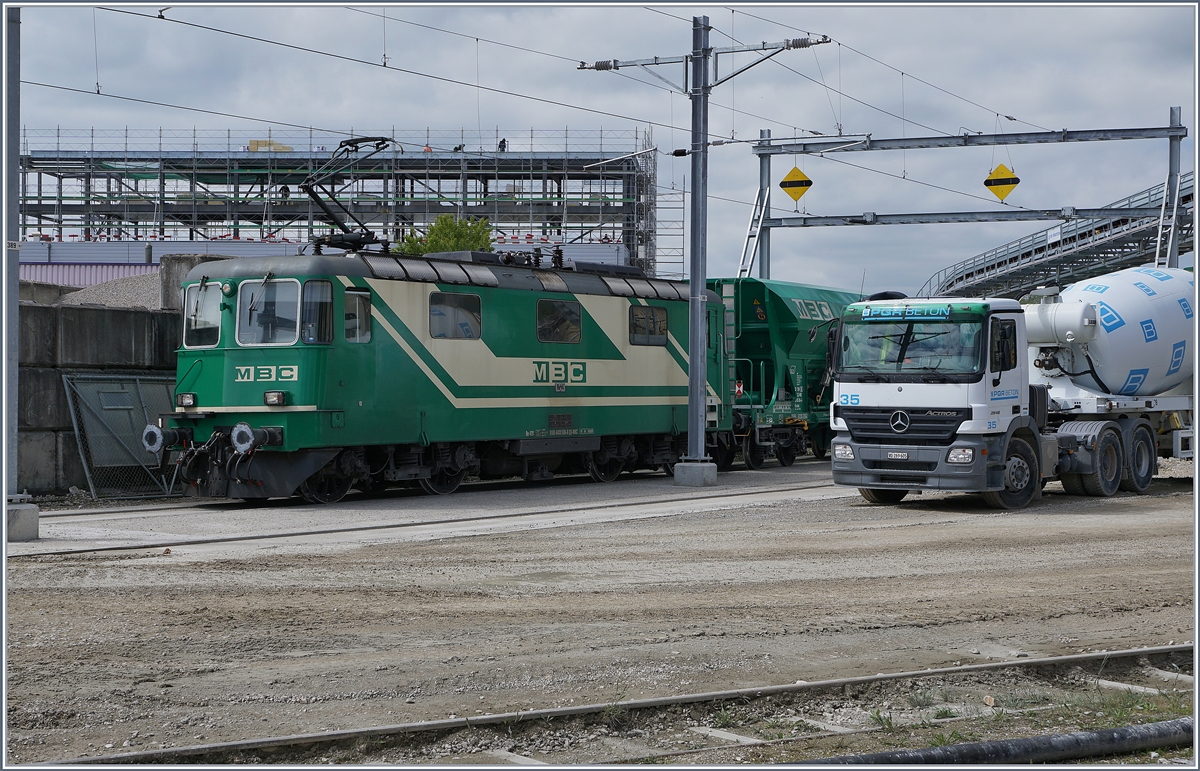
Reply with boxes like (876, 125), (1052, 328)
(920, 171), (1194, 297)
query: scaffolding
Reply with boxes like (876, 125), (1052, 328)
(19, 127), (684, 277)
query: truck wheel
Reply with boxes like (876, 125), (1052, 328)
(982, 437), (1038, 510)
(1060, 473), (1087, 495)
(1118, 425), (1155, 493)
(858, 488), (908, 504)
(1082, 429), (1122, 497)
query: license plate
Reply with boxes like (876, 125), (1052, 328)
(887, 451), (909, 460)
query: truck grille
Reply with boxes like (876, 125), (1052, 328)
(839, 407), (969, 446)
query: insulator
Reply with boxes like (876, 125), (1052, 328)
(594, 60), (617, 71)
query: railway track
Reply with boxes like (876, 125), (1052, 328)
(51, 645), (1193, 765)
(12, 476), (854, 558)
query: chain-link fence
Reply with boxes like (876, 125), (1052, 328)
(63, 374), (181, 499)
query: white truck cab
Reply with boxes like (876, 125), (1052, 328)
(830, 297), (1048, 508)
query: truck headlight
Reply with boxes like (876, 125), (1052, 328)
(263, 390), (287, 406)
(833, 444), (855, 461)
(947, 447), (974, 464)
(176, 392), (197, 407)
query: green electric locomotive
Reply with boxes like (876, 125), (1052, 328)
(143, 251), (734, 502)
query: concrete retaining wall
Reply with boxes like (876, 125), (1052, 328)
(17, 302), (180, 494)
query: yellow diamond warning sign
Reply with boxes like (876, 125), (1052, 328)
(779, 167), (813, 202)
(984, 164), (1020, 201)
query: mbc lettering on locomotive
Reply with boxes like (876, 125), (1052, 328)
(533, 361), (587, 384)
(235, 365), (299, 382)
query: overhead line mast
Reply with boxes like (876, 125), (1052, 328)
(582, 16), (829, 486)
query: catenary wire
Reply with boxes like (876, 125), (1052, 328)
(347, 6), (802, 136)
(729, 7), (1053, 133)
(98, 7), (693, 135)
(22, 80), (355, 137)
(652, 6), (952, 136)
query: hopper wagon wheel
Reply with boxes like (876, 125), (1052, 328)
(661, 462), (675, 477)
(715, 436), (737, 471)
(586, 454), (624, 483)
(777, 444), (798, 467)
(298, 474), (354, 504)
(742, 435), (767, 470)
(419, 469), (466, 495)
(808, 428), (828, 460)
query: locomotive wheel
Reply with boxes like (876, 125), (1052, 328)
(714, 438), (737, 471)
(1081, 429), (1123, 497)
(586, 456), (624, 483)
(419, 469), (466, 495)
(298, 474), (353, 504)
(777, 444), (797, 467)
(742, 435), (766, 470)
(357, 476), (391, 494)
(1118, 425), (1155, 493)
(982, 437), (1039, 510)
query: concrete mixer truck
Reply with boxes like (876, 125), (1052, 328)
(827, 266), (1194, 509)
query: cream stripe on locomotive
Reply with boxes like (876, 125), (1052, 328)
(352, 277), (689, 410)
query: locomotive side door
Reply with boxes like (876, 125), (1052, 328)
(338, 285), (377, 437)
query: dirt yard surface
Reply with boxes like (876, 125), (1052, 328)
(5, 461), (1194, 763)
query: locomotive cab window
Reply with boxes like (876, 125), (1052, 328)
(629, 305), (667, 346)
(345, 290), (372, 343)
(300, 280), (333, 344)
(537, 299), (581, 343)
(236, 278), (300, 346)
(429, 292), (481, 340)
(182, 282), (222, 348)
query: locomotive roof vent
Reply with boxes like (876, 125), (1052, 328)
(426, 250), (504, 265)
(572, 261), (647, 279)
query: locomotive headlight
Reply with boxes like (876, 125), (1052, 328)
(833, 443), (855, 461)
(176, 392), (197, 407)
(947, 447), (974, 464)
(263, 390), (287, 406)
(221, 281), (235, 296)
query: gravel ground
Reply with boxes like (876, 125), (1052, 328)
(4, 468), (1193, 764)
(54, 271), (162, 310)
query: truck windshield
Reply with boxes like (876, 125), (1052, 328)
(839, 317), (985, 376)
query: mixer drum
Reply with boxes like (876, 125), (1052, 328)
(1054, 266), (1194, 397)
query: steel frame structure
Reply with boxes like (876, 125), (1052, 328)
(17, 127), (680, 277)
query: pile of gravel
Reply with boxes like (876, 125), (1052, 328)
(55, 272), (162, 310)
(1156, 456), (1194, 479)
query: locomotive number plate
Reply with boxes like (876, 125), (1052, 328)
(548, 413), (573, 429)
(887, 451), (909, 460)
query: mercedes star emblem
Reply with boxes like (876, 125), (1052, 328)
(889, 410), (911, 433)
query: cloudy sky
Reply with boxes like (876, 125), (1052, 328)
(16, 3), (1197, 294)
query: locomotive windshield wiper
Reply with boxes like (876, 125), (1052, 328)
(190, 275), (209, 322)
(246, 271), (275, 318)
